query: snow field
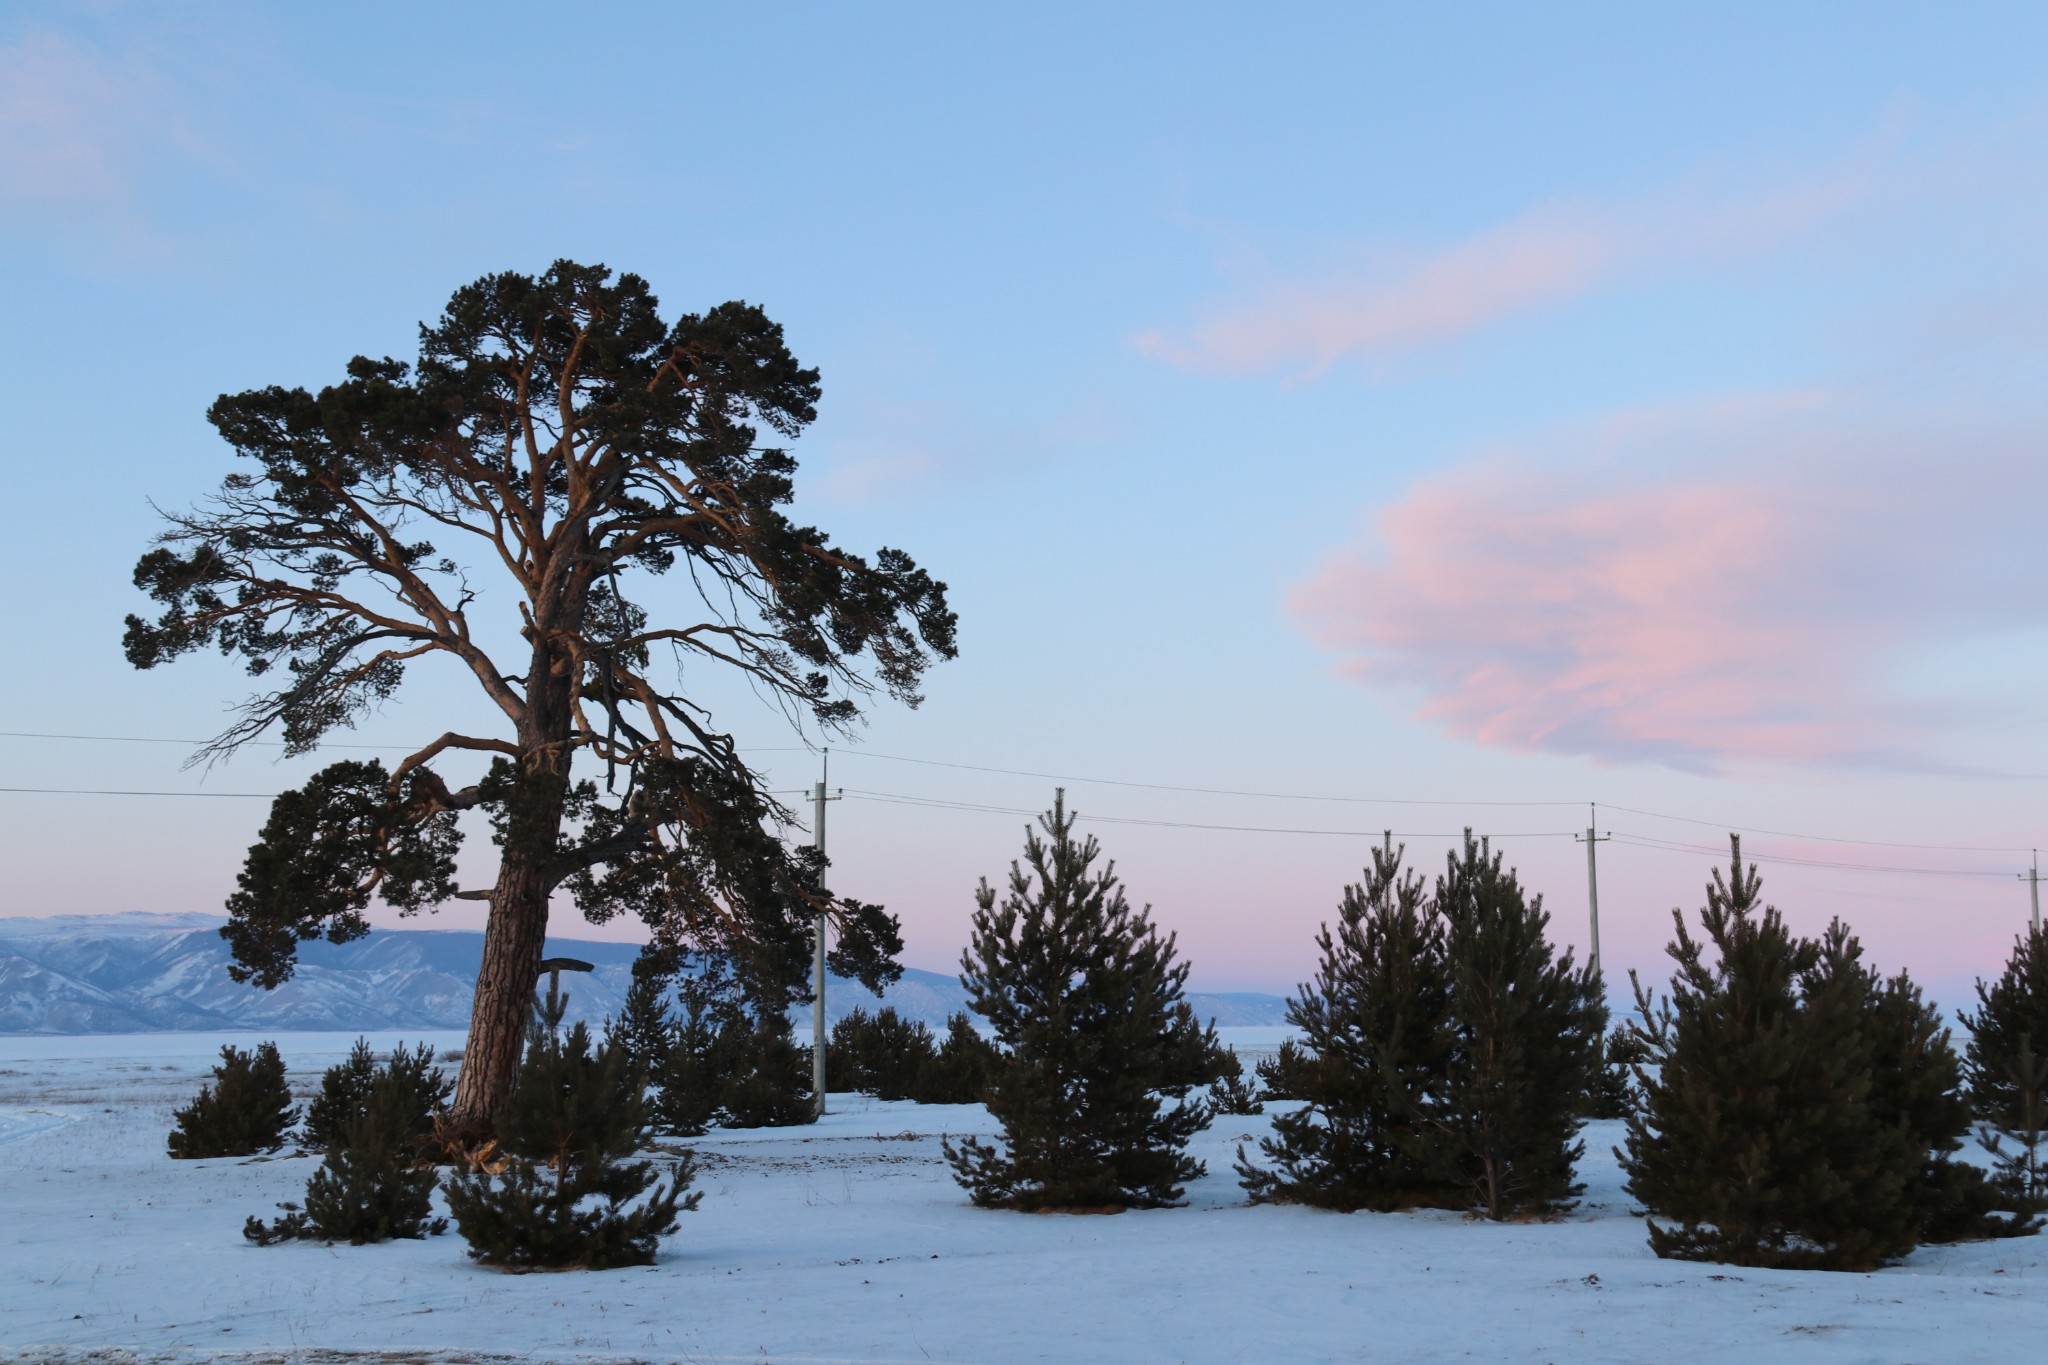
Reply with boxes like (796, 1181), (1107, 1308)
(1, 1030), (2043, 1365)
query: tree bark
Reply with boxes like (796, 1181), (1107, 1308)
(449, 624), (580, 1130)
(449, 850), (555, 1128)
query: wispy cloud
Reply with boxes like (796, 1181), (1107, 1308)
(1290, 394), (2048, 772)
(0, 27), (214, 207)
(1136, 161), (1872, 380)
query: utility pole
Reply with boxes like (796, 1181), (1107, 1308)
(811, 749), (841, 1119)
(1576, 804), (1610, 980)
(2029, 850), (2042, 935)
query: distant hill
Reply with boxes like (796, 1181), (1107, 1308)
(0, 913), (1289, 1034)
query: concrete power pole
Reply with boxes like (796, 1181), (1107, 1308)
(811, 751), (840, 1119)
(2031, 850), (2042, 935)
(1576, 804), (1610, 979)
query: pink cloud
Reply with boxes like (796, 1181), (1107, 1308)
(1290, 399), (2048, 771)
(1138, 166), (1871, 379)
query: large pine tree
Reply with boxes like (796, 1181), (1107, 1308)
(945, 792), (1212, 1210)
(1237, 837), (1461, 1211)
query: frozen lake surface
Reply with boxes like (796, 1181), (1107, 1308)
(1, 1029), (2042, 1364)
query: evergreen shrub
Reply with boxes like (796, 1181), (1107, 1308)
(828, 1007), (938, 1100)
(446, 985), (698, 1269)
(650, 953), (749, 1136)
(912, 1012), (1002, 1105)
(714, 1018), (815, 1128)
(1254, 1039), (1313, 1102)
(167, 1041), (297, 1159)
(645, 953), (814, 1132)
(246, 1071), (448, 1245)
(604, 948), (681, 1085)
(944, 792), (1213, 1210)
(304, 1038), (451, 1154)
(1580, 1028), (1647, 1121)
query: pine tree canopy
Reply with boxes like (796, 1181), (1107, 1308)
(124, 261), (955, 1125)
(1622, 836), (1986, 1270)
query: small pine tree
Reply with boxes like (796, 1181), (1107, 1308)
(870, 1010), (938, 1101)
(1254, 1038), (1313, 1102)
(304, 1038), (377, 1150)
(651, 953), (749, 1136)
(304, 1038), (450, 1153)
(828, 1007), (939, 1100)
(714, 1016), (816, 1128)
(605, 947), (679, 1085)
(1432, 832), (1607, 1219)
(1623, 838), (1979, 1270)
(1580, 1027), (1646, 1121)
(913, 1013), (1002, 1105)
(1237, 838), (1462, 1211)
(445, 983), (698, 1269)
(168, 1041), (297, 1159)
(826, 1007), (880, 1094)
(1963, 926), (2048, 1225)
(246, 1071), (448, 1245)
(944, 792), (1212, 1211)
(1159, 1000), (1231, 1091)
(1207, 1048), (1264, 1117)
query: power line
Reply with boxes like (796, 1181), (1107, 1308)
(1607, 831), (2016, 880)
(0, 729), (399, 751)
(836, 749), (1581, 808)
(0, 786), (277, 798)
(2, 726), (2037, 863)
(0, 729), (815, 755)
(842, 788), (1579, 840)
(1598, 801), (2034, 855)
(835, 750), (2037, 856)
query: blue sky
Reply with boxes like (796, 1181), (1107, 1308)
(5, 2), (2048, 1000)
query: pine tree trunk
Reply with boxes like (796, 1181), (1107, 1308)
(449, 856), (554, 1128)
(449, 637), (578, 1131)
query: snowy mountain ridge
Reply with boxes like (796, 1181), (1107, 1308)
(0, 913), (1289, 1034)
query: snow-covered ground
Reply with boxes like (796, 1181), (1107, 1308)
(2, 1030), (2042, 1365)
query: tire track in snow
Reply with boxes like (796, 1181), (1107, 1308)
(0, 1105), (81, 1146)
